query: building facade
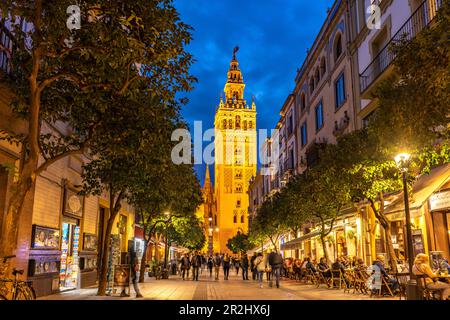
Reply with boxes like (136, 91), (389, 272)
(214, 49), (257, 253)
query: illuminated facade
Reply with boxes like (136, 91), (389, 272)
(214, 48), (257, 253)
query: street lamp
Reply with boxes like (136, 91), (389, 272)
(394, 152), (419, 300)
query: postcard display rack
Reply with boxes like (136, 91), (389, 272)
(106, 234), (121, 295)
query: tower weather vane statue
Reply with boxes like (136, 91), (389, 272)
(233, 46), (239, 60)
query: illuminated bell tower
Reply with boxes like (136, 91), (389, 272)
(214, 47), (257, 254)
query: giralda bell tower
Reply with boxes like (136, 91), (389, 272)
(214, 47), (257, 253)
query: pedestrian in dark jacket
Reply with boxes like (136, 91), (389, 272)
(180, 253), (191, 280)
(268, 250), (283, 288)
(250, 253), (257, 280)
(207, 256), (214, 277)
(191, 252), (202, 281)
(222, 253), (231, 280)
(213, 253), (221, 280)
(240, 254), (250, 280)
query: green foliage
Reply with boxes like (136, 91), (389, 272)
(166, 215), (206, 251)
(368, 0), (450, 152)
(227, 231), (251, 254)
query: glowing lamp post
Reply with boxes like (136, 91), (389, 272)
(394, 153), (419, 300)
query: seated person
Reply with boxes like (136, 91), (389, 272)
(293, 259), (302, 281)
(331, 257), (350, 287)
(372, 255), (399, 293)
(318, 257), (331, 278)
(355, 258), (367, 272)
(413, 253), (450, 300)
(305, 257), (317, 273)
(331, 257), (346, 274)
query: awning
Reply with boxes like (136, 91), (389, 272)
(384, 163), (450, 215)
(280, 230), (322, 251)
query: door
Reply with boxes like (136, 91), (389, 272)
(60, 220), (80, 289)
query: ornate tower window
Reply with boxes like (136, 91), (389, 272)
(243, 120), (247, 130)
(228, 119), (233, 129)
(235, 183), (243, 193)
(249, 121), (253, 129)
(223, 119), (227, 129)
(235, 115), (241, 129)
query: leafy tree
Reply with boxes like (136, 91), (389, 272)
(0, 0), (195, 258)
(227, 231), (251, 254)
(168, 215), (206, 252)
(131, 161), (203, 283)
(249, 192), (288, 253)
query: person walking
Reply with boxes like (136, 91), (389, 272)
(234, 257), (240, 275)
(250, 253), (257, 281)
(223, 253), (231, 280)
(268, 250), (283, 288)
(254, 253), (265, 288)
(129, 249), (143, 298)
(240, 253), (249, 280)
(191, 251), (202, 281)
(207, 256), (214, 278)
(180, 253), (191, 280)
(213, 253), (221, 280)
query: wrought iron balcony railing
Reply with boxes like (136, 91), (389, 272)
(360, 0), (442, 93)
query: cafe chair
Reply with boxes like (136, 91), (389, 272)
(416, 275), (443, 300)
(331, 269), (345, 289)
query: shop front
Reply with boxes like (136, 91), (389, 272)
(428, 188), (450, 260)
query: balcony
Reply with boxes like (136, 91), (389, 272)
(360, 0), (442, 94)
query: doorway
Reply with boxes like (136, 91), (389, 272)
(59, 218), (80, 290)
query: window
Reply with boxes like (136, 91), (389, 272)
(300, 93), (306, 111)
(243, 120), (247, 130)
(315, 102), (324, 131)
(334, 34), (343, 61)
(214, 215), (217, 226)
(235, 183), (243, 193)
(228, 119), (233, 129)
(240, 215), (244, 223)
(320, 57), (326, 77)
(300, 122), (308, 147)
(233, 215), (237, 223)
(235, 115), (241, 129)
(309, 77), (315, 94)
(315, 68), (320, 86)
(287, 114), (293, 136)
(237, 199), (241, 208)
(222, 119), (227, 129)
(248, 121), (253, 129)
(335, 73), (346, 109)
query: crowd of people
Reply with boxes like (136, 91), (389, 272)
(164, 250), (284, 288)
(155, 251), (450, 299)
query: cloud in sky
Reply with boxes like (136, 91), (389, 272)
(174, 0), (335, 184)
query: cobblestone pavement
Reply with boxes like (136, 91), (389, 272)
(39, 269), (398, 300)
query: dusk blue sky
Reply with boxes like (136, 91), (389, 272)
(174, 0), (335, 184)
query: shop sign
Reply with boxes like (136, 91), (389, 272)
(429, 190), (450, 211)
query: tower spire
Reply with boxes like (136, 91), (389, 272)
(224, 46), (246, 108)
(204, 164), (211, 187)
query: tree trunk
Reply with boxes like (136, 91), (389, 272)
(97, 214), (115, 296)
(0, 160), (36, 258)
(384, 226), (398, 273)
(320, 235), (330, 262)
(369, 195), (398, 273)
(97, 191), (122, 296)
(139, 240), (149, 283)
